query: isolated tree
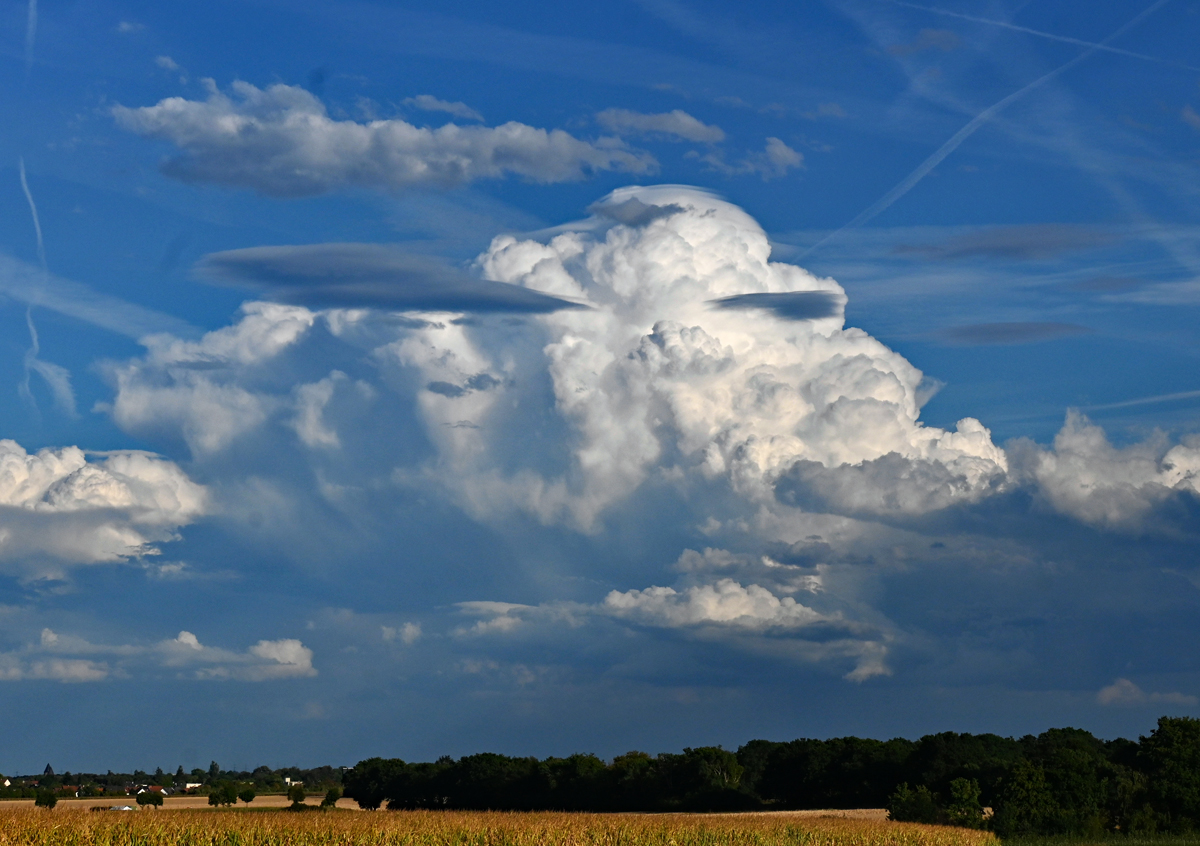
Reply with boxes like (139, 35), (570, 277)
(136, 791), (163, 809)
(288, 784), (307, 805)
(238, 787), (256, 805)
(321, 787), (341, 808)
(207, 780), (238, 807)
(208, 761), (221, 782)
(34, 790), (57, 810)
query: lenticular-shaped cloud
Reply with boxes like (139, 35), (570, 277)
(0, 439), (206, 572)
(113, 81), (655, 196)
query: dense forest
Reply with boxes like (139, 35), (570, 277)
(343, 716), (1200, 836)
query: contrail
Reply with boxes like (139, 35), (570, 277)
(1085, 389), (1200, 411)
(17, 158), (74, 415)
(800, 0), (1173, 259)
(24, 0), (36, 76)
(885, 0), (1200, 73)
(18, 158), (45, 270)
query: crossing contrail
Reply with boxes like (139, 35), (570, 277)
(885, 0), (1200, 73)
(800, 0), (1173, 259)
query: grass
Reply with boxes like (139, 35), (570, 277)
(0, 808), (999, 846)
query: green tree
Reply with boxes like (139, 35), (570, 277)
(238, 787), (256, 804)
(288, 784), (307, 805)
(945, 778), (984, 829)
(886, 783), (939, 824)
(33, 790), (57, 810)
(207, 780), (238, 807)
(992, 760), (1056, 837)
(136, 791), (163, 809)
(207, 761), (221, 783)
(321, 787), (341, 808)
(1141, 715), (1200, 830)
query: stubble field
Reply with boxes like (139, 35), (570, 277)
(0, 808), (999, 846)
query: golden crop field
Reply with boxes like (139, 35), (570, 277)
(0, 808), (998, 846)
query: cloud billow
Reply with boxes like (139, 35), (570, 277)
(113, 81), (656, 196)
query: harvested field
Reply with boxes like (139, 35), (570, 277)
(0, 807), (998, 846)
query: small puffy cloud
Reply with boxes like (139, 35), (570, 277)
(595, 109), (725, 143)
(116, 21), (144, 33)
(602, 579), (828, 629)
(158, 631), (317, 680)
(113, 81), (655, 197)
(1098, 678), (1198, 706)
(154, 55), (179, 71)
(381, 622), (421, 644)
(1182, 105), (1200, 132)
(693, 138), (802, 180)
(403, 94), (483, 122)
(0, 628), (315, 682)
(0, 439), (207, 573)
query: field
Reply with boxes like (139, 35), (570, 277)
(0, 808), (999, 846)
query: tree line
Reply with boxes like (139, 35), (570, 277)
(343, 716), (1200, 836)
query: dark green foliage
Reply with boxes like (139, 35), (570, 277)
(1140, 716), (1200, 831)
(945, 778), (984, 829)
(238, 787), (256, 804)
(33, 790), (56, 810)
(136, 791), (163, 808)
(887, 783), (939, 823)
(288, 784), (307, 805)
(207, 780), (239, 807)
(322, 787), (342, 807)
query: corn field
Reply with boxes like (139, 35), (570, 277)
(0, 809), (998, 846)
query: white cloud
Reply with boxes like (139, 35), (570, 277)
(1097, 677), (1197, 706)
(101, 301), (316, 456)
(693, 137), (803, 179)
(381, 622), (421, 644)
(154, 55), (179, 71)
(158, 630), (317, 680)
(595, 108), (725, 142)
(602, 578), (828, 629)
(0, 439), (207, 572)
(403, 94), (484, 122)
(1009, 411), (1200, 529)
(396, 185), (1007, 530)
(113, 81), (655, 196)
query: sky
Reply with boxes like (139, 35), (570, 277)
(1, 0), (1200, 775)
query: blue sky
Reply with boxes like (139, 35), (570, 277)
(2, 0), (1200, 774)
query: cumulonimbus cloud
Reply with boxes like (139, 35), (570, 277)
(113, 81), (656, 196)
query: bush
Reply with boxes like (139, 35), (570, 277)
(321, 787), (341, 808)
(288, 784), (306, 805)
(136, 791), (163, 809)
(238, 788), (255, 804)
(33, 790), (57, 810)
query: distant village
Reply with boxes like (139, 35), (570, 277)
(0, 762), (345, 800)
